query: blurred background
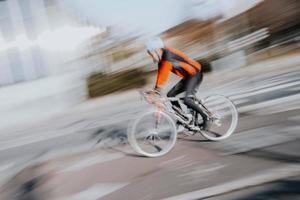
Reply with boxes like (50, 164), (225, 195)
(0, 0), (300, 199)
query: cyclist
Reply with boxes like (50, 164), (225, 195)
(146, 37), (207, 129)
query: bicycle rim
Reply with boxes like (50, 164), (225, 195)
(201, 95), (238, 141)
(128, 110), (177, 157)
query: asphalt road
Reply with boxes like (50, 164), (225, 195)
(1, 108), (299, 200)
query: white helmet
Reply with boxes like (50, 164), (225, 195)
(146, 37), (164, 52)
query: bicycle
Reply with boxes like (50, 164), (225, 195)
(127, 90), (238, 157)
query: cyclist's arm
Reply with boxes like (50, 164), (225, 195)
(155, 61), (172, 91)
(167, 47), (201, 70)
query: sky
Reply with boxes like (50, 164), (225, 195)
(63, 0), (194, 36)
(62, 0), (261, 37)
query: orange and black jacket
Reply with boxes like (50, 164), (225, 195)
(155, 47), (201, 89)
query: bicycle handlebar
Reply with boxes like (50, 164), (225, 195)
(139, 90), (181, 104)
(139, 90), (202, 104)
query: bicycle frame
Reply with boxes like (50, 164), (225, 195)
(140, 91), (210, 132)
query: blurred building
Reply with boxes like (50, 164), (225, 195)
(87, 0), (300, 73)
(212, 0), (300, 64)
(0, 0), (48, 85)
(0, 0), (102, 129)
(135, 0), (300, 71)
(247, 0), (300, 59)
(84, 0), (264, 73)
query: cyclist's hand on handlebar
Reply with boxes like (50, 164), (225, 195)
(143, 89), (161, 103)
(145, 89), (161, 96)
(146, 90), (160, 97)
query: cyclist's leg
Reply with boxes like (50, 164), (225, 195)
(183, 72), (206, 119)
(167, 79), (186, 108)
(167, 79), (186, 97)
(194, 71), (203, 94)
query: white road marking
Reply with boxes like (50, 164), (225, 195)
(288, 115), (300, 121)
(230, 80), (300, 99)
(0, 130), (82, 152)
(54, 182), (129, 200)
(288, 86), (300, 91)
(233, 76), (300, 96)
(237, 93), (300, 113)
(232, 98), (250, 105)
(0, 117), (132, 152)
(179, 163), (226, 177)
(281, 125), (300, 134)
(0, 163), (16, 186)
(0, 163), (14, 173)
(60, 153), (124, 172)
(159, 155), (187, 167)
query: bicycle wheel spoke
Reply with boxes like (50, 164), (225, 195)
(149, 140), (162, 152)
(141, 132), (167, 153)
(139, 130), (150, 138)
(155, 134), (163, 141)
(141, 134), (162, 152)
(143, 136), (150, 145)
(153, 144), (162, 152)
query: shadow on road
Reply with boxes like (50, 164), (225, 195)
(223, 179), (300, 200)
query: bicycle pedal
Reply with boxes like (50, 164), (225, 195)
(188, 125), (200, 132)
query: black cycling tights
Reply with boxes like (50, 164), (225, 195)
(167, 71), (206, 119)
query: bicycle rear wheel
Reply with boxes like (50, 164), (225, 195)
(128, 110), (177, 157)
(200, 95), (238, 141)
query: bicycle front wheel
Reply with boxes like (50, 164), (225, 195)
(128, 110), (177, 157)
(201, 95), (238, 141)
